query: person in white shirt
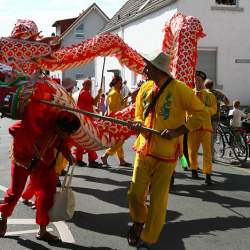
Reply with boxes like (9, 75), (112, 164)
(229, 100), (247, 127)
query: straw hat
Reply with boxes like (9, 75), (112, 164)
(142, 50), (172, 76)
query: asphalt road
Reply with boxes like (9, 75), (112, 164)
(0, 117), (250, 250)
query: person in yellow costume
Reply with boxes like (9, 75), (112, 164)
(101, 75), (132, 167)
(188, 70), (217, 186)
(127, 51), (209, 250)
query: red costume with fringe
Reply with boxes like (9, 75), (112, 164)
(0, 115), (71, 226)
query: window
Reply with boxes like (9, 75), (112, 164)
(216, 0), (237, 5)
(75, 73), (84, 80)
(75, 23), (84, 38)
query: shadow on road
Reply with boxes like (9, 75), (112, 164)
(172, 170), (250, 210)
(72, 174), (130, 188)
(72, 186), (129, 208)
(6, 235), (114, 250)
(156, 216), (250, 250)
(71, 210), (181, 239)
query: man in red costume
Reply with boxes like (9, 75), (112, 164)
(0, 110), (80, 242)
(75, 79), (102, 167)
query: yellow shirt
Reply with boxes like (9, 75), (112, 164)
(194, 88), (217, 131)
(133, 79), (209, 161)
(108, 88), (124, 114)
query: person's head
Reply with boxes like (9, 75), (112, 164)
(101, 93), (105, 99)
(233, 99), (240, 109)
(204, 79), (214, 90)
(55, 111), (81, 138)
(123, 80), (127, 85)
(110, 75), (123, 91)
(82, 79), (92, 91)
(142, 51), (171, 84)
(195, 70), (207, 90)
(62, 78), (77, 93)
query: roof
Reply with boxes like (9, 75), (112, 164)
(58, 3), (109, 40)
(101, 0), (178, 33)
(52, 18), (77, 28)
(52, 18), (77, 35)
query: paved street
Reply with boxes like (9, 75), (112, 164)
(0, 117), (250, 250)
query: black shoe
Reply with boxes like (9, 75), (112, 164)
(191, 170), (199, 179)
(183, 166), (189, 171)
(205, 174), (212, 186)
(88, 161), (102, 168)
(77, 160), (87, 167)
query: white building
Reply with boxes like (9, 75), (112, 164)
(95, 0), (250, 105)
(51, 3), (109, 90)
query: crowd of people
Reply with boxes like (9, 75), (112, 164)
(0, 51), (250, 249)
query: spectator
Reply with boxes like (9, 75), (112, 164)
(229, 100), (248, 128)
(121, 80), (131, 98)
(99, 93), (106, 115)
(121, 80), (131, 106)
(62, 78), (77, 95)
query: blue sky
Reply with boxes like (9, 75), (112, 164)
(0, 0), (127, 37)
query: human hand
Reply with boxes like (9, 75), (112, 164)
(161, 125), (188, 140)
(160, 129), (179, 140)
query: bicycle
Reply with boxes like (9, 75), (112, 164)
(214, 119), (249, 164)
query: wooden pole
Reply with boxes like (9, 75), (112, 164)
(38, 100), (161, 136)
(100, 57), (106, 92)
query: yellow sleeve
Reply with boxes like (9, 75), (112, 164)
(180, 85), (209, 132)
(134, 87), (144, 123)
(205, 92), (217, 117)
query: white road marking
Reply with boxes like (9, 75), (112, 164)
(8, 219), (36, 224)
(5, 228), (53, 236)
(53, 221), (75, 243)
(0, 185), (75, 243)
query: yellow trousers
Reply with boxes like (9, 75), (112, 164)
(188, 130), (212, 174)
(105, 143), (124, 159)
(55, 153), (68, 175)
(128, 153), (176, 244)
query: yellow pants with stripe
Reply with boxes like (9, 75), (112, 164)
(188, 130), (212, 174)
(105, 143), (124, 159)
(128, 153), (176, 244)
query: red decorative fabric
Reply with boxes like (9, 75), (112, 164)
(162, 13), (206, 88)
(0, 14), (205, 151)
(11, 19), (39, 40)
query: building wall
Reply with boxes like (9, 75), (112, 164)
(178, 0), (250, 105)
(96, 0), (250, 105)
(62, 9), (108, 82)
(95, 4), (177, 93)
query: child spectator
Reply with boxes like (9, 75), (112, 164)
(99, 93), (106, 115)
(229, 100), (248, 128)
